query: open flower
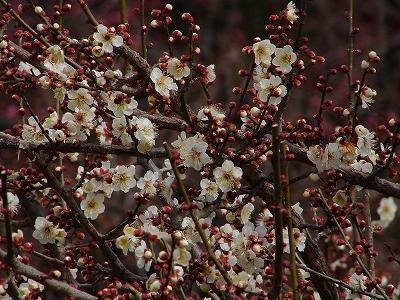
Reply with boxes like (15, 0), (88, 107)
(150, 67), (178, 98)
(377, 196), (397, 229)
(213, 160), (242, 192)
(137, 170), (159, 195)
(32, 217), (66, 244)
(254, 75), (287, 105)
(199, 179), (219, 202)
(167, 58), (190, 80)
(93, 24), (123, 53)
(285, 1), (298, 23)
(115, 225), (140, 255)
(67, 88), (94, 111)
(252, 39), (276, 66)
(112, 165), (136, 193)
(80, 193), (105, 220)
(272, 45), (297, 74)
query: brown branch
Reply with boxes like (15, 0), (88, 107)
(31, 153), (145, 283)
(0, 248), (97, 300)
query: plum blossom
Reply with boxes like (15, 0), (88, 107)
(199, 179), (219, 202)
(213, 160), (243, 192)
(112, 117), (133, 145)
(240, 203), (254, 224)
(132, 117), (158, 153)
(360, 86), (377, 109)
(283, 228), (306, 252)
(355, 125), (376, 159)
(272, 45), (297, 74)
(21, 116), (47, 145)
(376, 197), (397, 229)
(351, 159), (373, 173)
(80, 193), (105, 220)
(197, 104), (225, 121)
(218, 224), (240, 251)
(150, 67), (178, 98)
(181, 136), (211, 170)
(173, 244), (192, 266)
(0, 192), (20, 214)
(137, 170), (159, 195)
(93, 24), (123, 53)
(346, 273), (367, 298)
(107, 92), (137, 117)
(67, 88), (94, 111)
(43, 45), (74, 80)
(307, 143), (342, 172)
(112, 165), (136, 193)
(333, 190), (349, 207)
(254, 75), (287, 105)
(234, 223), (266, 274)
(115, 225), (140, 255)
(285, 1), (298, 23)
(338, 140), (358, 165)
(252, 39), (276, 66)
(167, 58), (190, 80)
(135, 240), (153, 271)
(32, 217), (66, 244)
(202, 64), (216, 84)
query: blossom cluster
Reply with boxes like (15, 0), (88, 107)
(0, 1), (399, 300)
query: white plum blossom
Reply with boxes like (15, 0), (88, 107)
(18, 61), (40, 76)
(180, 136), (211, 171)
(112, 165), (136, 193)
(167, 58), (190, 80)
(254, 75), (287, 105)
(252, 39), (276, 66)
(272, 45), (297, 74)
(115, 224), (140, 255)
(0, 192), (20, 213)
(32, 217), (66, 244)
(199, 179), (219, 202)
(285, 1), (298, 23)
(173, 245), (191, 266)
(203, 64), (216, 84)
(234, 222), (266, 274)
(376, 197), (397, 229)
(240, 203), (254, 224)
(67, 88), (94, 111)
(347, 273), (367, 297)
(132, 117), (158, 153)
(112, 117), (133, 145)
(43, 45), (65, 74)
(283, 227), (306, 252)
(80, 193), (105, 220)
(333, 190), (349, 207)
(360, 86), (377, 109)
(107, 92), (137, 117)
(21, 116), (47, 145)
(355, 125), (376, 159)
(93, 24), (123, 53)
(150, 67), (178, 98)
(137, 170), (159, 195)
(307, 143), (342, 172)
(218, 224), (240, 251)
(197, 104), (225, 121)
(135, 240), (153, 271)
(338, 140), (358, 165)
(351, 159), (373, 173)
(43, 45), (75, 81)
(213, 160), (243, 192)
